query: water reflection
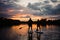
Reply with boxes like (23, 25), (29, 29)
(28, 23), (43, 40)
(37, 32), (41, 40)
(28, 26), (33, 40)
(0, 24), (60, 40)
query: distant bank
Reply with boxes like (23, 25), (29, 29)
(0, 17), (60, 27)
(0, 17), (20, 27)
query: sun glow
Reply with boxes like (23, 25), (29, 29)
(7, 9), (15, 13)
(19, 10), (24, 12)
(10, 13), (43, 21)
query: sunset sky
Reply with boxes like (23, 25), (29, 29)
(0, 0), (60, 21)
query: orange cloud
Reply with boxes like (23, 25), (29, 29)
(10, 13), (43, 21)
(7, 9), (15, 13)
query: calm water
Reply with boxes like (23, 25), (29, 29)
(0, 24), (60, 40)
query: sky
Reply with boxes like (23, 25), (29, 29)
(0, 0), (60, 21)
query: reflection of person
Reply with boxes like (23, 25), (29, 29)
(37, 33), (41, 40)
(28, 26), (33, 40)
(28, 31), (33, 40)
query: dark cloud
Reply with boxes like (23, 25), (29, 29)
(27, 1), (60, 15)
(0, 2), (22, 18)
(0, 3), (10, 18)
(27, 3), (40, 10)
(51, 0), (58, 2)
(0, 13), (11, 18)
(44, 1), (50, 3)
(52, 4), (60, 15)
(0, 0), (20, 3)
(0, 3), (13, 10)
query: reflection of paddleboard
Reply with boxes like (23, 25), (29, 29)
(28, 31), (33, 34)
(35, 31), (43, 34)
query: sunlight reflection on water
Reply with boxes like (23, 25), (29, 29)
(0, 24), (60, 40)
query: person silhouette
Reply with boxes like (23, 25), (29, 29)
(28, 18), (33, 30)
(36, 19), (40, 31)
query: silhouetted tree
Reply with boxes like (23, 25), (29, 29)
(40, 19), (47, 26)
(0, 17), (20, 27)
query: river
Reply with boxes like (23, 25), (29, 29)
(0, 24), (60, 40)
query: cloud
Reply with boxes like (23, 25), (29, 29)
(53, 4), (60, 15)
(0, 0), (60, 20)
(0, 2), (26, 18)
(27, 0), (60, 15)
(0, 13), (11, 18)
(51, 0), (57, 2)
(27, 3), (40, 10)
(47, 15), (60, 20)
(51, 0), (60, 2)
